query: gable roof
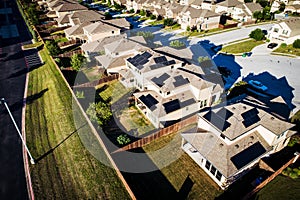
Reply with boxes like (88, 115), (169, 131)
(103, 18), (131, 29)
(81, 34), (126, 53)
(83, 21), (120, 35)
(56, 13), (70, 24)
(104, 37), (147, 54)
(244, 2), (263, 13)
(69, 10), (103, 24)
(283, 18), (300, 36)
(187, 8), (221, 19)
(217, 0), (242, 7)
(54, 2), (88, 12)
(64, 21), (92, 36)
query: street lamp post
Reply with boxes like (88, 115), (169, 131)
(0, 98), (35, 164)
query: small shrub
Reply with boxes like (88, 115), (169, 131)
(150, 14), (156, 20)
(293, 39), (300, 49)
(280, 43), (287, 48)
(75, 91), (85, 99)
(117, 134), (131, 145)
(186, 26), (190, 32)
(169, 40), (185, 49)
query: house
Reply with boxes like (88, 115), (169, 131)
(102, 18), (131, 31)
(267, 18), (300, 44)
(133, 64), (223, 128)
(285, 4), (300, 13)
(46, 0), (88, 18)
(231, 2), (262, 22)
(180, 0), (196, 5)
(95, 36), (148, 74)
(64, 21), (92, 42)
(181, 95), (296, 189)
(83, 21), (121, 43)
(191, 0), (204, 9)
(56, 10), (104, 27)
(179, 7), (221, 30)
(81, 34), (126, 60)
(215, 0), (243, 16)
(165, 4), (189, 20)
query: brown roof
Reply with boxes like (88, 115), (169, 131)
(54, 2), (88, 12)
(70, 10), (103, 24)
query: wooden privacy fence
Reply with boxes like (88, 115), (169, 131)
(243, 152), (300, 200)
(112, 114), (198, 154)
(218, 23), (238, 29)
(58, 39), (80, 48)
(54, 49), (83, 58)
(73, 74), (119, 88)
(39, 26), (70, 35)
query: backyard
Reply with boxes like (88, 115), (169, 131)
(25, 47), (130, 199)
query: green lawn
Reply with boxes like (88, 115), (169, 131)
(98, 80), (132, 104)
(221, 39), (265, 54)
(142, 128), (222, 199)
(254, 175), (300, 200)
(273, 44), (300, 57)
(26, 48), (130, 199)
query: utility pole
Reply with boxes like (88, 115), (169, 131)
(0, 98), (35, 164)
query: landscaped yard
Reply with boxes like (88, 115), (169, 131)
(142, 128), (222, 199)
(221, 39), (265, 54)
(26, 48), (130, 199)
(273, 44), (300, 57)
(119, 106), (156, 137)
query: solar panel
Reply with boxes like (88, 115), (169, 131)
(231, 142), (266, 169)
(241, 108), (260, 128)
(163, 99), (180, 114)
(151, 73), (170, 87)
(173, 75), (190, 87)
(203, 111), (231, 131)
(216, 108), (234, 120)
(141, 51), (152, 59)
(181, 98), (196, 107)
(154, 56), (167, 64)
(139, 94), (158, 111)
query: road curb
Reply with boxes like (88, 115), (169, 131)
(21, 42), (35, 200)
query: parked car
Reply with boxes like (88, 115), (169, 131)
(248, 80), (268, 91)
(267, 43), (278, 49)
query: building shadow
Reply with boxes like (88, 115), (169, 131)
(26, 88), (49, 104)
(8, 63), (44, 79)
(35, 123), (87, 163)
(178, 175), (194, 199)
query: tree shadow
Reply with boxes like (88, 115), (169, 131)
(26, 88), (49, 104)
(178, 175), (194, 199)
(35, 123), (87, 163)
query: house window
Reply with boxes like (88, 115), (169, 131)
(216, 171), (222, 181)
(112, 31), (114, 34)
(205, 160), (211, 170)
(186, 107), (189, 111)
(274, 28), (279, 33)
(116, 52), (119, 56)
(204, 99), (207, 106)
(282, 30), (288, 35)
(200, 101), (203, 108)
(210, 166), (216, 175)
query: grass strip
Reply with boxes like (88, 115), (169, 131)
(26, 48), (130, 199)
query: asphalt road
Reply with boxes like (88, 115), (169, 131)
(0, 0), (32, 199)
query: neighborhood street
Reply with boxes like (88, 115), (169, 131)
(0, 0), (32, 199)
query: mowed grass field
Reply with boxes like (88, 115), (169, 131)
(142, 128), (223, 199)
(25, 48), (130, 199)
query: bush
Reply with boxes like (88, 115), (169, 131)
(163, 18), (174, 26)
(169, 40), (185, 48)
(150, 14), (156, 20)
(117, 134), (131, 145)
(280, 43), (287, 48)
(45, 40), (60, 56)
(186, 26), (190, 32)
(249, 28), (265, 41)
(293, 39), (300, 48)
(139, 9), (146, 16)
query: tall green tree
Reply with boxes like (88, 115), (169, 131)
(45, 40), (60, 56)
(70, 54), (86, 71)
(86, 102), (112, 126)
(293, 39), (300, 49)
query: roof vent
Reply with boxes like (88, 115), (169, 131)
(250, 136), (254, 140)
(243, 106), (247, 110)
(235, 144), (239, 149)
(232, 107), (236, 110)
(219, 143), (224, 147)
(209, 135), (213, 138)
(271, 116), (274, 120)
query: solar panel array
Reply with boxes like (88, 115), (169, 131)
(127, 51), (152, 70)
(163, 99), (181, 114)
(203, 111), (231, 131)
(154, 56), (167, 64)
(149, 60), (176, 70)
(241, 108), (260, 128)
(151, 73), (170, 87)
(173, 75), (190, 87)
(230, 142), (266, 169)
(139, 94), (158, 111)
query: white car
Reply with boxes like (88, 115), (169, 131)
(248, 80), (268, 91)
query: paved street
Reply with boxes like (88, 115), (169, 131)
(0, 0), (33, 199)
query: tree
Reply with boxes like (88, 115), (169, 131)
(186, 25), (190, 32)
(279, 3), (286, 12)
(45, 40), (60, 56)
(163, 18), (174, 26)
(293, 39), (300, 48)
(249, 28), (265, 41)
(253, 11), (263, 20)
(70, 54), (86, 71)
(139, 9), (146, 16)
(86, 102), (112, 126)
(104, 12), (112, 20)
(117, 134), (131, 145)
(150, 14), (156, 20)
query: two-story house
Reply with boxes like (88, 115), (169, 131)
(181, 95), (296, 189)
(267, 18), (300, 44)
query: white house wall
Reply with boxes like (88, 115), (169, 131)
(159, 102), (200, 122)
